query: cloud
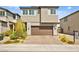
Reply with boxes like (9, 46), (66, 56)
(67, 6), (72, 9)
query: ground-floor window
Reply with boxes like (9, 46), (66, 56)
(1, 21), (7, 27)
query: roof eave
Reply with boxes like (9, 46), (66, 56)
(20, 6), (59, 9)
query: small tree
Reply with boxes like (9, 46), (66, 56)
(14, 19), (26, 39)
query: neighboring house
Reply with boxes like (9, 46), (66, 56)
(20, 6), (59, 35)
(60, 10), (79, 35)
(0, 7), (20, 33)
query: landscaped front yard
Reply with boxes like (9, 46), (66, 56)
(0, 34), (79, 44)
(0, 18), (79, 45)
(0, 18), (62, 44)
(0, 36), (26, 44)
(0, 19), (27, 44)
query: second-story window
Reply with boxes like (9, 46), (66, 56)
(1, 21), (7, 27)
(23, 10), (28, 15)
(29, 10), (34, 15)
(48, 8), (56, 15)
(23, 9), (35, 15)
(0, 11), (5, 16)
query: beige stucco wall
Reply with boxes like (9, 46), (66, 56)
(0, 17), (7, 22)
(21, 15), (40, 23)
(31, 22), (40, 26)
(21, 8), (58, 23)
(41, 8), (58, 23)
(21, 9), (40, 23)
(60, 18), (68, 34)
(60, 12), (79, 34)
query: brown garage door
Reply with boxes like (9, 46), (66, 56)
(31, 26), (53, 35)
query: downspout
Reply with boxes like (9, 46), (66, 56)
(39, 7), (41, 24)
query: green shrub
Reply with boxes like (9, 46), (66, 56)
(4, 30), (12, 36)
(10, 31), (17, 40)
(21, 32), (26, 39)
(15, 31), (26, 39)
(10, 19), (27, 40)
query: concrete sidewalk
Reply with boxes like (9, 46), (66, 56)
(0, 44), (79, 52)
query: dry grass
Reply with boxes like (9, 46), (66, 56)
(59, 35), (74, 44)
(4, 40), (20, 44)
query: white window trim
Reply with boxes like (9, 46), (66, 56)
(5, 12), (7, 16)
(23, 10), (36, 16)
(48, 8), (56, 15)
(28, 10), (36, 16)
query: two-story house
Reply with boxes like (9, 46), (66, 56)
(0, 7), (20, 33)
(20, 6), (59, 35)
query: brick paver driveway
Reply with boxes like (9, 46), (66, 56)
(24, 35), (61, 44)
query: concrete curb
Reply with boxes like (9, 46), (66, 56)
(0, 44), (79, 52)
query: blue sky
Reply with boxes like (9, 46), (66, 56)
(58, 6), (79, 19)
(1, 6), (79, 19)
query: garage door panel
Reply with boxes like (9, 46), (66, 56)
(31, 27), (39, 35)
(31, 26), (53, 35)
(39, 26), (52, 29)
